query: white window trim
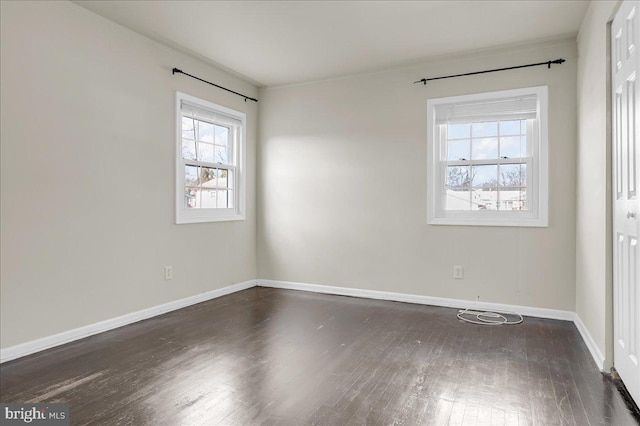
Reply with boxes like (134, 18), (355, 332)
(427, 86), (549, 227)
(175, 92), (246, 224)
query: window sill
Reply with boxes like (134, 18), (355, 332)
(176, 213), (245, 224)
(428, 216), (548, 227)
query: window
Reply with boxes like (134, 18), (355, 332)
(176, 92), (245, 224)
(427, 86), (548, 227)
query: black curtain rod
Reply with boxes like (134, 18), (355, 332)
(172, 68), (258, 102)
(414, 58), (565, 85)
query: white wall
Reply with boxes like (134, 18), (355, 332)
(1, 0), (596, 356)
(576, 0), (619, 369)
(0, 1), (257, 349)
(258, 40), (578, 311)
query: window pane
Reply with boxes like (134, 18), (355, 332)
(446, 188), (471, 210)
(198, 121), (214, 142)
(228, 189), (234, 209)
(185, 166), (200, 186)
(185, 187), (199, 209)
(471, 138), (498, 160)
(182, 117), (195, 140)
(499, 136), (526, 159)
(499, 188), (527, 211)
(215, 145), (229, 164)
(520, 119), (527, 134)
(499, 164), (527, 188)
(227, 170), (234, 189)
(182, 140), (196, 160)
(201, 167), (217, 188)
(200, 189), (217, 208)
(499, 120), (521, 136)
(472, 165), (498, 188)
(198, 142), (214, 163)
(215, 125), (230, 146)
(472, 188), (498, 210)
(446, 166), (470, 188)
(472, 122), (498, 137)
(217, 190), (228, 208)
(447, 139), (470, 160)
(447, 123), (470, 140)
(218, 169), (228, 188)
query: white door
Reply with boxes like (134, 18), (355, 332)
(613, 0), (640, 404)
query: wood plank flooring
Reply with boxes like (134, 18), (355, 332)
(1, 287), (639, 425)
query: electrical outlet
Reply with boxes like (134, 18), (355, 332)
(164, 266), (173, 280)
(453, 265), (464, 279)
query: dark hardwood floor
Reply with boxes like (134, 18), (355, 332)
(1, 287), (638, 425)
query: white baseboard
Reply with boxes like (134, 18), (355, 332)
(257, 279), (575, 321)
(258, 279), (606, 369)
(573, 313), (605, 371)
(1, 278), (604, 372)
(0, 280), (256, 364)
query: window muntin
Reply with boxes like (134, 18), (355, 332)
(176, 92), (245, 224)
(427, 86), (548, 227)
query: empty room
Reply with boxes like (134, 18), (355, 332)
(1, 0), (639, 425)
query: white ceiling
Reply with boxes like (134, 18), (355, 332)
(75, 1), (591, 87)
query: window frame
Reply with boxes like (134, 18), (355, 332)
(175, 92), (246, 224)
(427, 86), (549, 227)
